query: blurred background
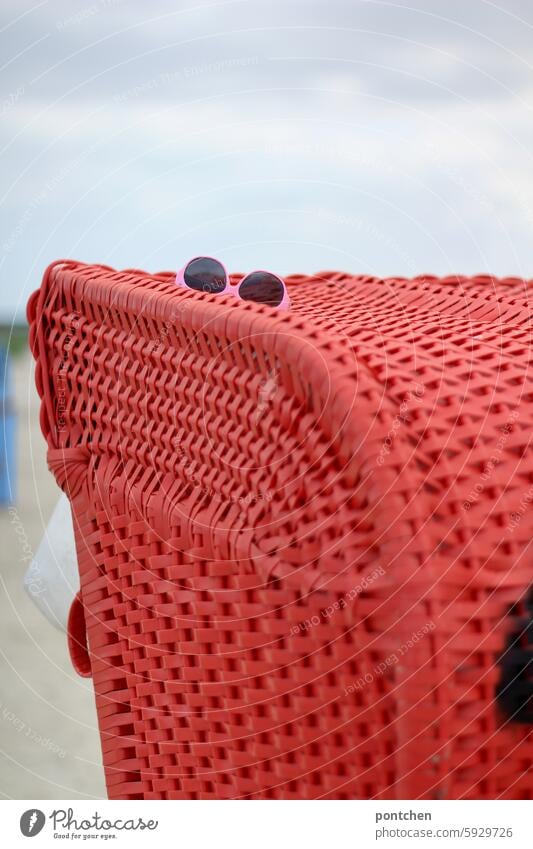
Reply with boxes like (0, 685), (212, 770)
(1, 0), (532, 799)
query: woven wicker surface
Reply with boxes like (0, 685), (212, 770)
(28, 261), (533, 799)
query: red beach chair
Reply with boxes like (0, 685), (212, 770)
(28, 261), (533, 799)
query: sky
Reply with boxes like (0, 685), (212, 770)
(1, 0), (533, 322)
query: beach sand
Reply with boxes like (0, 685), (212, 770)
(0, 349), (105, 799)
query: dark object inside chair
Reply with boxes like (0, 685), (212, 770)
(496, 586), (533, 724)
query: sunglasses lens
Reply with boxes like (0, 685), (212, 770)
(238, 272), (285, 307)
(184, 257), (227, 294)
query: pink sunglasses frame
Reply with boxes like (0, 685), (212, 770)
(175, 256), (290, 311)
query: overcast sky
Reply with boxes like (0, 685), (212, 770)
(1, 0), (532, 322)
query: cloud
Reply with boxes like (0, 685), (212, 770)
(1, 0), (533, 321)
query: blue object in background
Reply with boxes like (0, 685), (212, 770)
(0, 345), (16, 505)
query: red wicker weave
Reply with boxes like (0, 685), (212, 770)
(28, 261), (533, 800)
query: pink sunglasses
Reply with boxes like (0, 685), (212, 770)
(176, 256), (290, 310)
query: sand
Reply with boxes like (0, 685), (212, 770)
(0, 350), (105, 799)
